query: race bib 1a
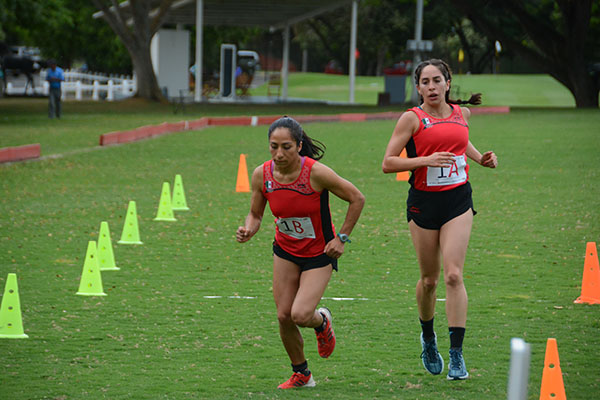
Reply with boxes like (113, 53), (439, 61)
(426, 154), (467, 187)
(276, 217), (316, 240)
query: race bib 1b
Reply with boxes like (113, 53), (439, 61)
(426, 154), (467, 187)
(276, 217), (316, 240)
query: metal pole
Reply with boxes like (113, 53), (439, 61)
(349, 0), (358, 104)
(410, 0), (423, 104)
(281, 25), (290, 101)
(194, 0), (203, 102)
(507, 338), (531, 400)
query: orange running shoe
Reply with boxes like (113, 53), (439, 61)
(315, 307), (336, 358)
(277, 372), (316, 389)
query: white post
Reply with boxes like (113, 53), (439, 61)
(348, 0), (358, 103)
(411, 0), (424, 104)
(302, 49), (308, 72)
(43, 81), (49, 96)
(507, 338), (531, 400)
(92, 81), (99, 100)
(107, 80), (114, 101)
(75, 81), (82, 100)
(194, 0), (203, 102)
(6, 82), (13, 95)
(122, 79), (129, 95)
(281, 24), (290, 101)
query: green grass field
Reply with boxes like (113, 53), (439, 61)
(249, 72), (578, 107)
(1, 100), (599, 399)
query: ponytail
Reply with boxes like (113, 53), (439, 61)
(414, 59), (482, 106)
(268, 116), (326, 160)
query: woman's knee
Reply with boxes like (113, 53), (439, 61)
(420, 275), (439, 291)
(290, 307), (316, 327)
(444, 269), (464, 288)
(277, 309), (294, 326)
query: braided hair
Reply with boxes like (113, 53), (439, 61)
(414, 59), (481, 106)
(268, 116), (326, 160)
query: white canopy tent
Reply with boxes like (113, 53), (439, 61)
(94, 0), (359, 103)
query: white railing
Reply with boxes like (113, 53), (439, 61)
(4, 69), (137, 101)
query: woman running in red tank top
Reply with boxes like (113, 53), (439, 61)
(382, 59), (498, 380)
(237, 116), (364, 389)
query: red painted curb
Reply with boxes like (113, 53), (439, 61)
(98, 107), (510, 147)
(256, 116), (280, 126)
(294, 115), (340, 124)
(207, 116), (253, 126)
(339, 113), (367, 122)
(188, 117), (210, 130)
(0, 143), (41, 163)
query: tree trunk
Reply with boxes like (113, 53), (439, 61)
(92, 0), (175, 102)
(130, 43), (164, 101)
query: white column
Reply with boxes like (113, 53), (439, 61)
(75, 81), (82, 100)
(194, 0), (203, 102)
(92, 81), (99, 100)
(281, 24), (290, 101)
(507, 338), (531, 400)
(107, 80), (114, 101)
(411, 0), (424, 104)
(348, 0), (358, 103)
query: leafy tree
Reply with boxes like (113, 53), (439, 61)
(91, 0), (176, 101)
(449, 0), (600, 108)
(0, 0), (131, 73)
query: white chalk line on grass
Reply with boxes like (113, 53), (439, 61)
(203, 295), (370, 301)
(203, 296), (445, 302)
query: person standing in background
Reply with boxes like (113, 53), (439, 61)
(46, 59), (64, 119)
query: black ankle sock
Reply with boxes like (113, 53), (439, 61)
(292, 361), (310, 376)
(449, 327), (466, 349)
(314, 312), (327, 333)
(420, 317), (435, 341)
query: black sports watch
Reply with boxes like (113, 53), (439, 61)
(337, 233), (351, 243)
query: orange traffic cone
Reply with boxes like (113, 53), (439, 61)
(574, 242), (600, 304)
(396, 148), (409, 182)
(539, 338), (566, 400)
(236, 154), (250, 193)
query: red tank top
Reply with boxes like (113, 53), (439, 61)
(406, 104), (470, 192)
(262, 157), (335, 257)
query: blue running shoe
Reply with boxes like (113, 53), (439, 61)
(447, 348), (469, 380)
(420, 333), (444, 375)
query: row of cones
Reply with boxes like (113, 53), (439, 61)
(0, 174), (191, 337)
(77, 174), (190, 296)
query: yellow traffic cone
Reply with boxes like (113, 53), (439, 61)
(118, 201), (143, 244)
(154, 182), (177, 221)
(98, 221), (119, 271)
(171, 174), (190, 211)
(76, 241), (107, 296)
(0, 273), (29, 339)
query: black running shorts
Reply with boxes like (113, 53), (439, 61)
(406, 182), (476, 230)
(273, 242), (338, 272)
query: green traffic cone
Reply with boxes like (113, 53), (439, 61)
(118, 201), (143, 244)
(0, 273), (29, 339)
(154, 182), (177, 221)
(172, 174), (190, 211)
(98, 221), (119, 271)
(76, 241), (107, 296)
